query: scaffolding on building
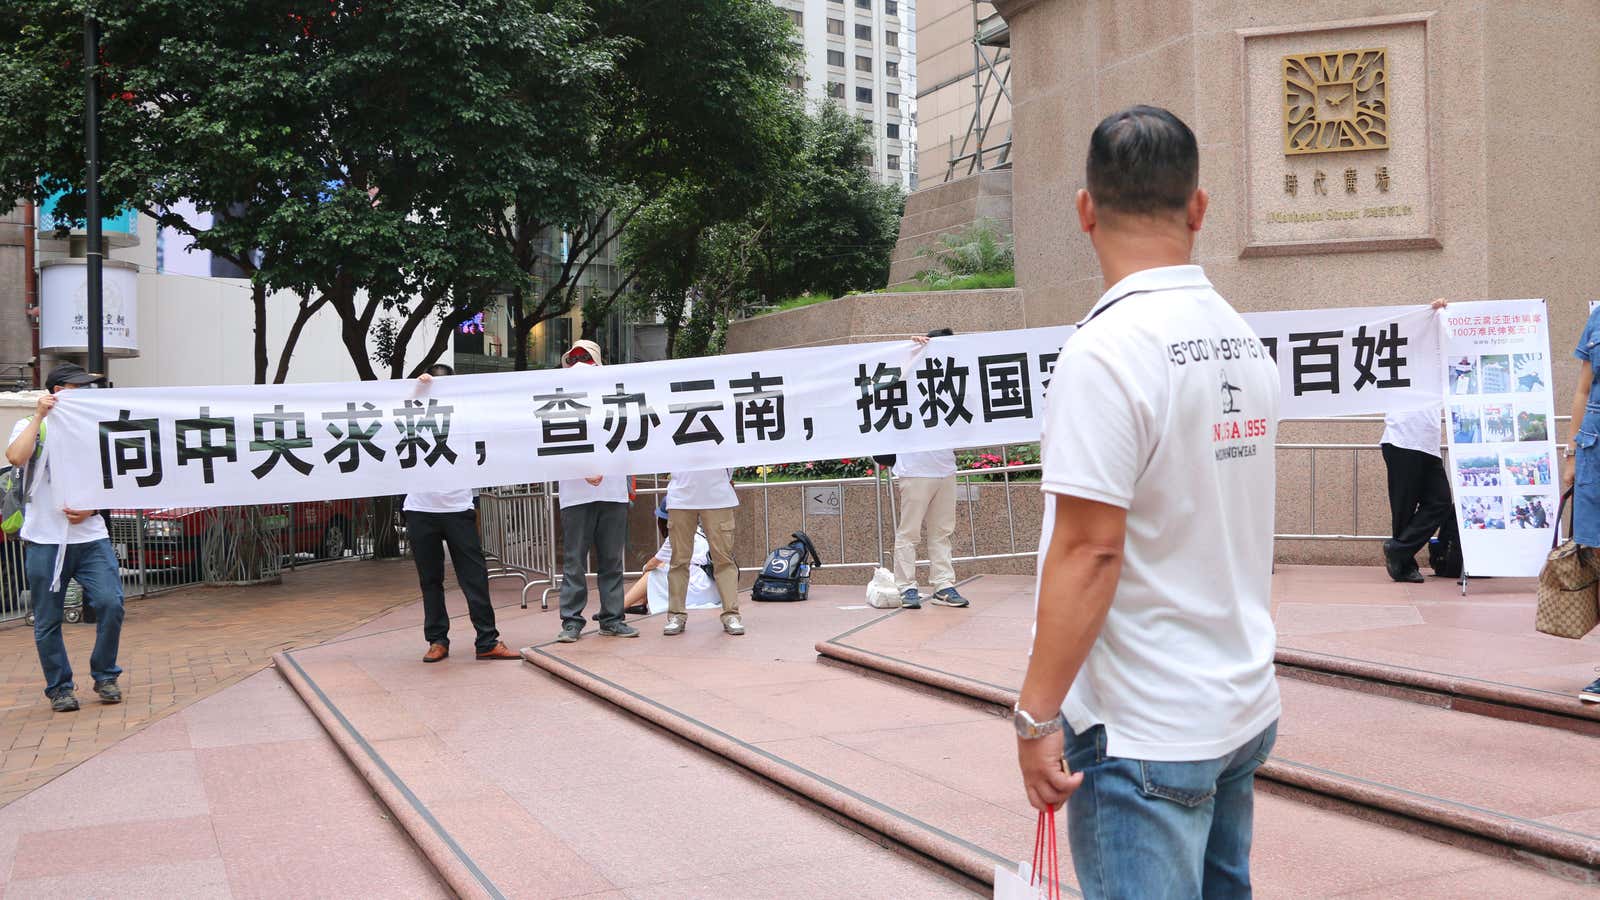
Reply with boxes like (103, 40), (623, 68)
(944, 4), (1011, 183)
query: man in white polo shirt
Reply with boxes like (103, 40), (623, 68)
(663, 468), (743, 636)
(408, 365), (518, 663)
(1013, 106), (1281, 898)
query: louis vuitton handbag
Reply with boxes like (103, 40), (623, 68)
(1535, 490), (1600, 639)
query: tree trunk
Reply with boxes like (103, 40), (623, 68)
(252, 281), (268, 384)
(272, 295), (330, 384)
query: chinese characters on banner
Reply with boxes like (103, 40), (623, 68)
(51, 308), (1446, 510)
(1441, 299), (1556, 577)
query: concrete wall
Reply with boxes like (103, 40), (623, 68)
(887, 170), (1014, 286)
(0, 206), (31, 388)
(987, 0), (1600, 566)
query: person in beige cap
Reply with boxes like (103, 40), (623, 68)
(554, 340), (637, 642)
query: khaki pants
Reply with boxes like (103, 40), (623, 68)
(894, 476), (956, 592)
(667, 507), (740, 618)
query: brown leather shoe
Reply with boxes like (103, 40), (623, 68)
(422, 643), (449, 663)
(475, 642), (521, 660)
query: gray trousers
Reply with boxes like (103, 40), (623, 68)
(559, 501), (628, 629)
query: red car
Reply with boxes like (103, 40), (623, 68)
(108, 499), (370, 581)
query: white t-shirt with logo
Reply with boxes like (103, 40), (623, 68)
(403, 489), (475, 514)
(666, 469), (738, 510)
(557, 474), (630, 509)
(1036, 264), (1281, 762)
(1380, 404), (1443, 458)
(894, 449), (957, 479)
(9, 418), (110, 545)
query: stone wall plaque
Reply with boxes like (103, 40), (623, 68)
(1238, 15), (1438, 257)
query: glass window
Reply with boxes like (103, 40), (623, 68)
(826, 81), (845, 99)
(886, 122), (899, 139)
(788, 10), (803, 27)
(887, 154), (901, 170)
(855, 23), (872, 41)
(828, 49), (845, 67)
(787, 74), (806, 92)
(885, 29), (897, 47)
(886, 0), (898, 15)
(827, 17), (844, 36)
(885, 60), (897, 78)
(856, 55), (872, 73)
(856, 86), (873, 104)
(886, 92), (898, 109)
(856, 0), (870, 8)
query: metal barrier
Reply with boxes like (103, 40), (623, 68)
(478, 486), (558, 609)
(1275, 416), (1571, 543)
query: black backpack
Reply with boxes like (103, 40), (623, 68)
(751, 531), (821, 602)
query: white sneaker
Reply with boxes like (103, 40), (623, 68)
(723, 614), (745, 636)
(663, 613), (687, 636)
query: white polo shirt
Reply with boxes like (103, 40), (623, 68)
(666, 469), (738, 510)
(557, 474), (630, 509)
(894, 450), (957, 479)
(1036, 265), (1281, 762)
(1380, 405), (1443, 458)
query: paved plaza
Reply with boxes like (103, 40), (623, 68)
(0, 560), (1590, 896)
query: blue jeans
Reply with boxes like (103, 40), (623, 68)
(24, 540), (125, 697)
(1064, 721), (1278, 900)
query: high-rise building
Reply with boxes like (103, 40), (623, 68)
(912, 1), (1010, 187)
(776, 0), (918, 190)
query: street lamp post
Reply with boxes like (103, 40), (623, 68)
(83, 11), (105, 376)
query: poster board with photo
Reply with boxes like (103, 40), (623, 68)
(1442, 300), (1557, 577)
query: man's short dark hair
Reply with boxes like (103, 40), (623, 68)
(427, 363), (454, 377)
(1085, 105), (1199, 217)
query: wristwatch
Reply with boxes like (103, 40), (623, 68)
(1012, 704), (1064, 740)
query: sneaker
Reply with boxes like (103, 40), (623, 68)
(899, 588), (922, 609)
(930, 587), (970, 608)
(50, 689), (79, 713)
(723, 614), (745, 636)
(1581, 673), (1600, 704)
(600, 622), (640, 638)
(94, 679), (122, 704)
(556, 622), (583, 643)
(663, 613), (687, 636)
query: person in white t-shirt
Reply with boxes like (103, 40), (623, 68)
(407, 365), (519, 663)
(554, 340), (638, 643)
(1014, 106), (1281, 899)
(890, 328), (970, 610)
(663, 469), (743, 636)
(5, 364), (126, 713)
(1380, 309), (1459, 583)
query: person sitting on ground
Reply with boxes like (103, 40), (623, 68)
(624, 501), (723, 616)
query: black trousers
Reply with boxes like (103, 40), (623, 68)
(1382, 444), (1460, 567)
(406, 509), (500, 653)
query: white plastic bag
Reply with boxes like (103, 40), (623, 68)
(865, 567), (901, 608)
(992, 862), (1039, 900)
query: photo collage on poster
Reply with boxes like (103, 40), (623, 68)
(1449, 350), (1556, 532)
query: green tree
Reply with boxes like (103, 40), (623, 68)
(0, 0), (615, 380)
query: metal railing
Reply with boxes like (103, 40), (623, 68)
(0, 496), (409, 625)
(1275, 416), (1570, 543)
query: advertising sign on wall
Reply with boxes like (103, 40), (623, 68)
(39, 260), (140, 358)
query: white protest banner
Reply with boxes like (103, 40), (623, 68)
(49, 307), (1445, 510)
(1441, 299), (1556, 577)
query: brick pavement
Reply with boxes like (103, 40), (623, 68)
(0, 558), (426, 808)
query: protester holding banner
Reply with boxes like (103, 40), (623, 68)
(892, 328), (970, 610)
(555, 341), (637, 642)
(407, 366), (519, 663)
(1563, 305), (1600, 703)
(664, 469), (743, 636)
(1381, 300), (1460, 583)
(1015, 106), (1280, 899)
(6, 364), (126, 713)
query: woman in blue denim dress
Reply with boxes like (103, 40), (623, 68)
(1563, 304), (1600, 703)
